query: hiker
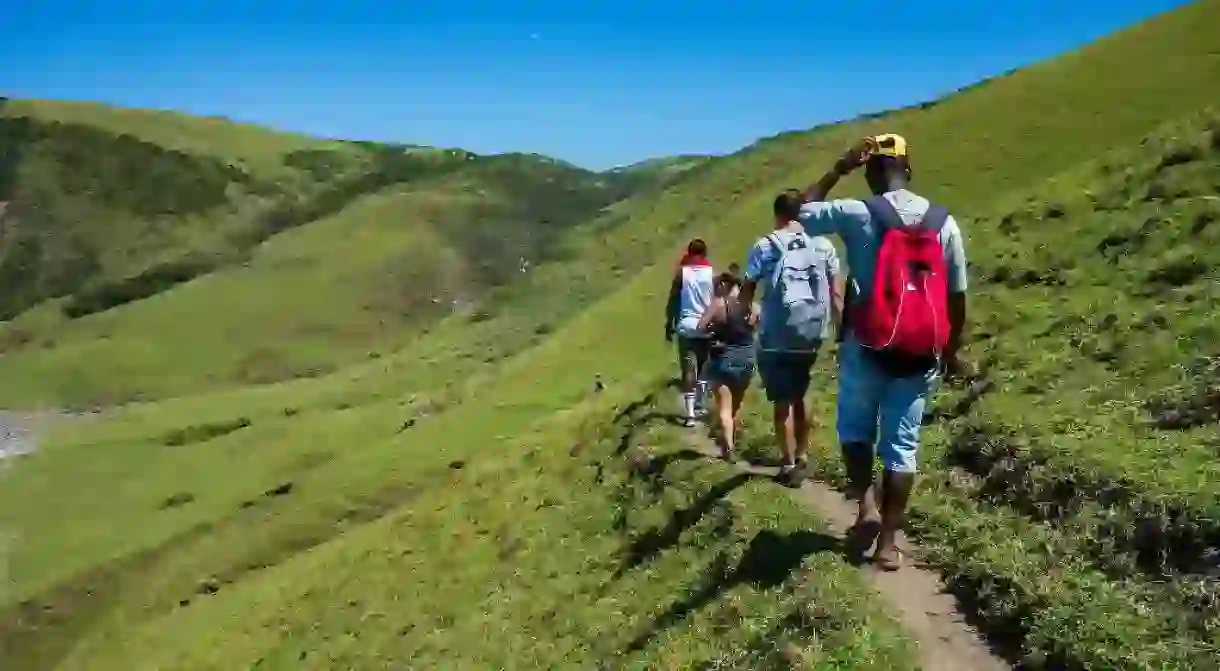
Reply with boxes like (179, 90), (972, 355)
(697, 270), (759, 460)
(797, 133), (968, 571)
(739, 193), (842, 488)
(665, 238), (715, 427)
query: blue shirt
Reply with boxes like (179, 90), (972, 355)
(797, 189), (968, 303)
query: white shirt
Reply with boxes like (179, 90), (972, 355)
(676, 264), (714, 337)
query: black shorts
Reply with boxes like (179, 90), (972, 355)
(677, 336), (711, 377)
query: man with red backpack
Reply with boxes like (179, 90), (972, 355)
(796, 134), (968, 571)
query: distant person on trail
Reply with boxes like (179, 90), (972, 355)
(697, 270), (759, 460)
(796, 133), (969, 571)
(739, 192), (842, 488)
(665, 238), (715, 427)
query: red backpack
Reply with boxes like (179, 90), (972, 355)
(854, 195), (951, 367)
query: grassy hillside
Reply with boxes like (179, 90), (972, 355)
(0, 105), (659, 404)
(3, 1), (1220, 669)
(0, 98), (358, 178)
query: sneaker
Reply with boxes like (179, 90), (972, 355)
(683, 417), (697, 428)
(776, 465), (802, 488)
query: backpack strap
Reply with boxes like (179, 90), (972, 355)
(767, 229), (813, 252)
(863, 195), (904, 232)
(920, 204), (950, 233)
(766, 232), (784, 255)
(766, 232), (785, 287)
(865, 195), (950, 235)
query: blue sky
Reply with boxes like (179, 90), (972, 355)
(1, 1), (1190, 169)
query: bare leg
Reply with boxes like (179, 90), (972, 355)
(842, 442), (879, 524)
(729, 382), (746, 437)
(774, 402), (805, 488)
(679, 341), (697, 425)
(842, 441), (881, 561)
(875, 470), (916, 571)
(772, 403), (796, 467)
(714, 384), (735, 458)
(792, 398), (809, 466)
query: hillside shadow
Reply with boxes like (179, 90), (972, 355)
(615, 471), (762, 577)
(623, 528), (840, 654)
(923, 378), (995, 426)
(612, 391), (658, 424)
(615, 410), (687, 456)
(612, 387), (687, 456)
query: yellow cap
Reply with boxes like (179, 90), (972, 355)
(869, 133), (908, 158)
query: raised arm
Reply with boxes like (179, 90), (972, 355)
(802, 138), (874, 202)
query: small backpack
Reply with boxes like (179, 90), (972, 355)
(764, 230), (831, 352)
(855, 196), (951, 370)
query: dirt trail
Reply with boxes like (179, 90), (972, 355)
(0, 410), (94, 463)
(683, 435), (1010, 671)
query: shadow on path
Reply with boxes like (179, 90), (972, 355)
(623, 528), (840, 654)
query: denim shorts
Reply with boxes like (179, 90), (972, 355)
(837, 339), (942, 474)
(708, 344), (755, 386)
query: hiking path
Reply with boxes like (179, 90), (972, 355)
(680, 429), (1011, 671)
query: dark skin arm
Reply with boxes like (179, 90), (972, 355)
(802, 166), (848, 203)
(664, 272), (681, 340)
(946, 292), (968, 377)
(828, 269), (843, 336)
(802, 139), (874, 202)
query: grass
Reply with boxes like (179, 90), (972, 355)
(38, 387), (918, 671)
(3, 1), (1220, 669)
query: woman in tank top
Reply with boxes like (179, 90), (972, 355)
(697, 271), (758, 460)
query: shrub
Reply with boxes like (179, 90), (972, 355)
(163, 417), (252, 447)
(62, 256), (216, 318)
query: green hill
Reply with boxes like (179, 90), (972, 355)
(3, 1), (1220, 669)
(0, 103), (663, 405)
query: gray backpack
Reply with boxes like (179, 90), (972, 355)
(764, 231), (831, 351)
